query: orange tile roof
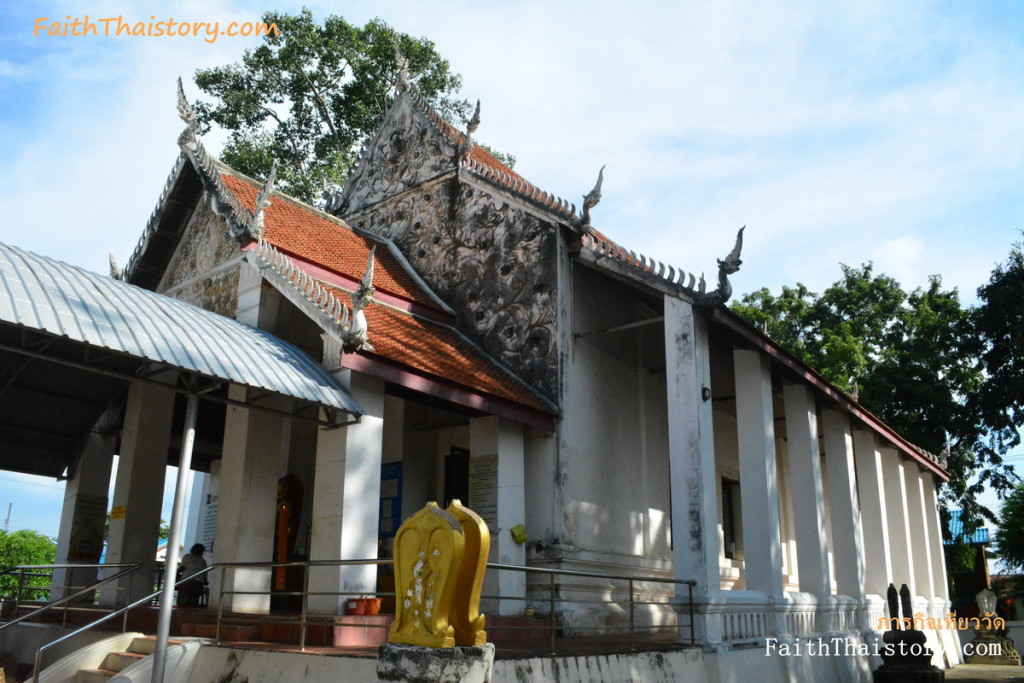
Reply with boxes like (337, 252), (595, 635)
(220, 174), (441, 311)
(364, 303), (553, 413)
(313, 277), (549, 413)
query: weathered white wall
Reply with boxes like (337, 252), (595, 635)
(558, 265), (671, 570)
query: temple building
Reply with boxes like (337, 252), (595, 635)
(1, 73), (959, 681)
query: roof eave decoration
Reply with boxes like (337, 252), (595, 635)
(344, 246), (376, 351)
(245, 238), (351, 339)
(579, 165), (605, 234)
(577, 226), (746, 307)
(176, 77), (265, 241)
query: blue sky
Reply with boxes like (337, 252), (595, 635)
(0, 1), (1022, 538)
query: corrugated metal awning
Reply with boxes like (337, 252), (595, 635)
(0, 241), (362, 477)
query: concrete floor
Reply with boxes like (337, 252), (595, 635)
(946, 664), (1024, 681)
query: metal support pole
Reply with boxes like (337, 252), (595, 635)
(300, 564), (309, 652)
(629, 578), (635, 651)
(152, 394), (199, 683)
(549, 572), (556, 655)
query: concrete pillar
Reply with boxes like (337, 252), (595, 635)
(881, 449), (915, 595)
(663, 299), (720, 609)
(470, 415), (525, 615)
(53, 433), (115, 601)
(782, 383), (830, 599)
(309, 371), (384, 612)
(209, 385), (283, 614)
(733, 349), (784, 599)
(822, 410), (866, 600)
(923, 476), (948, 601)
(907, 467), (935, 599)
(853, 430), (892, 597)
(102, 381), (174, 605)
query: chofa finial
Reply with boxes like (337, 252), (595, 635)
(176, 76), (199, 146)
(393, 40), (410, 92)
(109, 251), (123, 281)
(253, 160), (278, 237)
(579, 165), (605, 233)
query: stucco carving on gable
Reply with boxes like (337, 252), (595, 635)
(339, 95), (454, 216)
(351, 179), (559, 400)
(158, 197), (241, 317)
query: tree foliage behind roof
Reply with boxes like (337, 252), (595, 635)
(0, 529), (56, 600)
(732, 254), (1021, 535)
(192, 9), (473, 204)
(994, 482), (1024, 573)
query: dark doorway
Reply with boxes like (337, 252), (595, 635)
(443, 446), (470, 507)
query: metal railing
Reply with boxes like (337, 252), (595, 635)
(30, 565), (215, 683)
(212, 559), (696, 655)
(16, 559), (695, 680)
(0, 564), (141, 632)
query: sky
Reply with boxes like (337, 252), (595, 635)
(0, 1), (1022, 540)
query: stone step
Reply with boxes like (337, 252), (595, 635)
(74, 668), (117, 683)
(181, 622), (260, 641)
(99, 651), (146, 673)
(128, 635), (184, 655)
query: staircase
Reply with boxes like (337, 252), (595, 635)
(73, 636), (177, 683)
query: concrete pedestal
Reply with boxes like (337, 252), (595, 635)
(377, 643), (495, 683)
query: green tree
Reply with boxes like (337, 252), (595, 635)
(193, 9), (491, 203)
(731, 263), (1015, 529)
(973, 240), (1024, 472)
(994, 482), (1024, 572)
(0, 529), (57, 600)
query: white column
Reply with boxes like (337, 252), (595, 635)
(102, 381), (174, 605)
(53, 433), (114, 601)
(822, 410), (866, 600)
(209, 385), (282, 614)
(663, 298), (720, 634)
(923, 476), (948, 601)
(907, 467), (934, 599)
(733, 349), (784, 599)
(470, 416), (526, 615)
(853, 430), (892, 597)
(309, 371), (384, 612)
(782, 383), (830, 599)
(881, 449), (915, 596)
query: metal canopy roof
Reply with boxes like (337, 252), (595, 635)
(0, 241), (362, 478)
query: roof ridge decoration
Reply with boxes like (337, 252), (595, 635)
(456, 100), (481, 162)
(176, 77), (261, 240)
(345, 246), (376, 351)
(579, 226), (746, 306)
(389, 68), (582, 224)
(579, 166), (605, 234)
(250, 237), (350, 329)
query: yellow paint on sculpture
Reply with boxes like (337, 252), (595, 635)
(447, 499), (490, 646)
(388, 502), (465, 648)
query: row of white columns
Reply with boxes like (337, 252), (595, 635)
(663, 297), (949, 642)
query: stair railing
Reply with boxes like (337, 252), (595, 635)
(31, 565), (214, 683)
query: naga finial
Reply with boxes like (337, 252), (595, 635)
(580, 165), (605, 234)
(345, 246), (376, 350)
(253, 160), (277, 237)
(695, 226), (745, 306)
(457, 100), (481, 162)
